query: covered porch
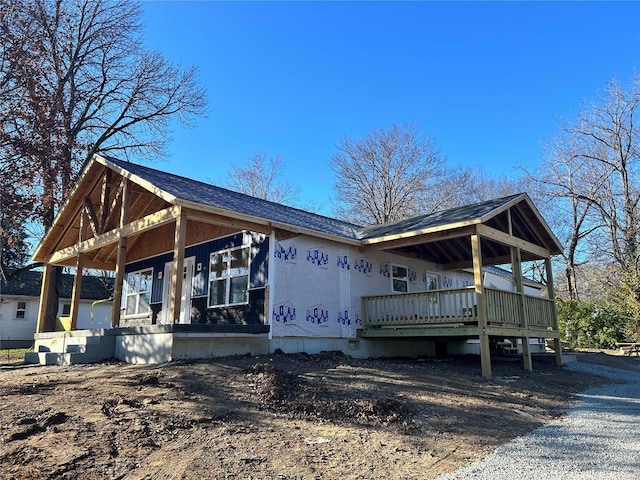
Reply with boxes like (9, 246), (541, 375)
(357, 195), (564, 377)
(30, 155), (275, 363)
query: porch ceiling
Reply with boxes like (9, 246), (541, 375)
(395, 234), (541, 269)
(359, 195), (562, 269)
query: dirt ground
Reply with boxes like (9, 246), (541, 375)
(0, 350), (635, 480)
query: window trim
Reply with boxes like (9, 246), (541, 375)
(122, 268), (153, 318)
(15, 301), (27, 320)
(391, 264), (409, 293)
(424, 272), (440, 291)
(208, 244), (251, 308)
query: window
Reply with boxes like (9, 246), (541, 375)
(392, 265), (408, 293)
(16, 301), (26, 319)
(208, 246), (250, 307)
(62, 303), (71, 316)
(124, 268), (153, 317)
(424, 273), (440, 305)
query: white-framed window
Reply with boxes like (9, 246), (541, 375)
(424, 273), (439, 292)
(15, 301), (26, 319)
(208, 245), (250, 307)
(424, 272), (441, 305)
(391, 264), (408, 293)
(62, 303), (71, 316)
(123, 268), (153, 317)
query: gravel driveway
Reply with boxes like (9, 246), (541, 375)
(439, 356), (640, 479)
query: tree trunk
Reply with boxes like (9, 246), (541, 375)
(565, 263), (579, 301)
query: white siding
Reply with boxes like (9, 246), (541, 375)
(0, 296), (38, 343)
(1, 296), (114, 345)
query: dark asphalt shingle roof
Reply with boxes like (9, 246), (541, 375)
(358, 194), (523, 239)
(107, 157), (527, 242)
(106, 157), (363, 240)
(1, 271), (113, 299)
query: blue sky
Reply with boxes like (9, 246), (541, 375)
(141, 1), (640, 214)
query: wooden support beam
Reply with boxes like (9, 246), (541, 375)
(357, 326), (483, 338)
(83, 198), (100, 238)
(183, 207), (272, 235)
(169, 209), (187, 323)
(112, 179), (129, 328)
(360, 226), (477, 252)
(48, 170), (105, 255)
(69, 212), (89, 330)
(102, 178), (125, 232)
(112, 237), (127, 327)
(36, 265), (54, 333)
(476, 224), (549, 258)
(99, 168), (112, 233)
(511, 246), (532, 371)
(546, 257), (563, 367)
(472, 234), (491, 378)
(485, 326), (559, 338)
(47, 205), (181, 265)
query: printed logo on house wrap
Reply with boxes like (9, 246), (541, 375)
(338, 308), (361, 326)
(307, 248), (329, 268)
(408, 268), (417, 283)
(272, 301), (297, 323)
(274, 242), (297, 263)
(379, 263), (390, 278)
(353, 258), (372, 275)
(442, 275), (454, 288)
(306, 304), (329, 325)
(337, 254), (350, 270)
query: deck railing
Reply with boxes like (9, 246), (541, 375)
(362, 287), (556, 330)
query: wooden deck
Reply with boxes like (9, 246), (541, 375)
(359, 287), (558, 338)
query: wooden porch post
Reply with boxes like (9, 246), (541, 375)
(36, 264), (54, 333)
(169, 209), (187, 323)
(111, 179), (129, 328)
(471, 233), (491, 378)
(512, 247), (532, 371)
(545, 257), (563, 366)
(112, 236), (127, 327)
(70, 212), (88, 330)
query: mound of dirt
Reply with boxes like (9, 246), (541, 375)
(0, 351), (628, 479)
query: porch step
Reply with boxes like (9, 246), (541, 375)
(25, 332), (116, 366)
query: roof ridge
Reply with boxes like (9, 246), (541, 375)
(105, 156), (364, 231)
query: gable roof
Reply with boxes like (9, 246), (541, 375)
(104, 156), (363, 241)
(1, 271), (113, 300)
(33, 154), (562, 269)
(359, 194), (524, 239)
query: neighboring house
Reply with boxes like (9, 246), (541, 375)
(0, 271), (113, 348)
(29, 154), (564, 377)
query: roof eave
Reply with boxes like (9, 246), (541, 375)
(360, 218), (483, 245)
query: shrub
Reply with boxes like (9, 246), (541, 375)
(557, 300), (628, 349)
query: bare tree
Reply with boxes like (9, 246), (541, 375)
(534, 75), (640, 337)
(570, 76), (640, 272)
(226, 153), (299, 205)
(330, 123), (444, 225)
(0, 0), (206, 329)
(421, 165), (524, 215)
(526, 132), (604, 300)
